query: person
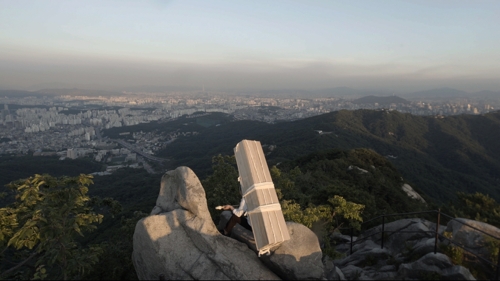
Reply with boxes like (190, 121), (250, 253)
(222, 196), (252, 236)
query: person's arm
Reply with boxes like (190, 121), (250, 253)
(222, 205), (235, 211)
(232, 197), (247, 217)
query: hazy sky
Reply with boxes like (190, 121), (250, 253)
(1, 0), (499, 92)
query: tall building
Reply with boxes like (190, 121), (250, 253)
(67, 148), (77, 159)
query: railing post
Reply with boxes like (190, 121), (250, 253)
(434, 209), (441, 254)
(350, 227), (353, 255)
(496, 253), (500, 281)
(381, 215), (385, 249)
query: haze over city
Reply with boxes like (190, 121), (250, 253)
(1, 0), (499, 93)
(4, 1), (500, 280)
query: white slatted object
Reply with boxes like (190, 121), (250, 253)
(234, 140), (290, 255)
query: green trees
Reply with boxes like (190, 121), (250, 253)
(448, 192), (500, 228)
(327, 195), (365, 231)
(203, 154), (365, 233)
(201, 155), (241, 222)
(270, 164), (364, 231)
(0, 174), (118, 280)
(276, 148), (428, 220)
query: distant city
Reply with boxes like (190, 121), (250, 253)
(0, 89), (498, 175)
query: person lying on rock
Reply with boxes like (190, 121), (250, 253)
(221, 196), (252, 236)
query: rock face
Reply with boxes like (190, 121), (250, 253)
(134, 166), (325, 280)
(401, 183), (426, 203)
(358, 218), (444, 255)
(260, 222), (324, 280)
(444, 218), (500, 278)
(133, 167), (279, 280)
(398, 253), (476, 280)
(331, 218), (476, 280)
(446, 218), (500, 258)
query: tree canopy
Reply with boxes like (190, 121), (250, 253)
(0, 174), (119, 280)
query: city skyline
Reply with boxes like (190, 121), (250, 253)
(1, 0), (499, 93)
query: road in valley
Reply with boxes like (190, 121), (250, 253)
(137, 156), (156, 174)
(111, 139), (168, 162)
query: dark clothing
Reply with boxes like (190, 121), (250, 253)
(224, 214), (252, 235)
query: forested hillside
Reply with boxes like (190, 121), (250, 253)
(158, 110), (500, 203)
(0, 156), (103, 187)
(199, 148), (430, 252)
(275, 148), (428, 219)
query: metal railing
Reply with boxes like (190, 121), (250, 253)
(340, 209), (500, 280)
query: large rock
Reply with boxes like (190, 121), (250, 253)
(219, 209), (325, 279)
(260, 222), (324, 280)
(398, 253), (475, 280)
(150, 166), (212, 222)
(445, 218), (500, 259)
(323, 256), (346, 280)
(359, 218), (442, 254)
(336, 240), (391, 268)
(333, 218), (476, 280)
(401, 183), (426, 203)
(334, 244), (477, 280)
(133, 166), (279, 280)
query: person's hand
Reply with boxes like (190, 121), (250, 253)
(223, 205), (234, 211)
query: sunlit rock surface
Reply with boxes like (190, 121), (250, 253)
(401, 183), (426, 203)
(132, 166), (279, 280)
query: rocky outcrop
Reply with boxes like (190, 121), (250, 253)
(330, 218), (476, 280)
(398, 252), (476, 280)
(260, 222), (324, 280)
(358, 218), (445, 254)
(133, 166), (325, 280)
(323, 256), (346, 280)
(446, 218), (500, 258)
(444, 218), (500, 278)
(133, 167), (279, 280)
(401, 183), (426, 203)
(347, 165), (369, 174)
(132, 165), (492, 280)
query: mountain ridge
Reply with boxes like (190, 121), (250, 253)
(153, 109), (500, 203)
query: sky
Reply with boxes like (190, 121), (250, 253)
(1, 0), (499, 93)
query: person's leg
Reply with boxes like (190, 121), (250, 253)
(224, 214), (242, 235)
(240, 216), (252, 232)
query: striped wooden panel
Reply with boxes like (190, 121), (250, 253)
(234, 139), (290, 251)
(245, 187), (280, 211)
(248, 210), (290, 250)
(234, 140), (273, 194)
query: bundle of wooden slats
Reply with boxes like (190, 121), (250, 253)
(234, 140), (290, 255)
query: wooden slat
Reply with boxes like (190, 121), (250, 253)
(248, 210), (291, 249)
(244, 187), (280, 211)
(234, 140), (273, 194)
(234, 139), (290, 251)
